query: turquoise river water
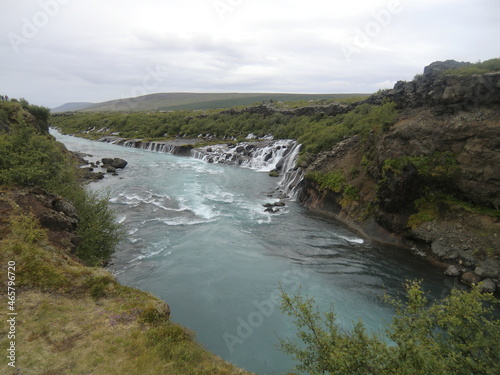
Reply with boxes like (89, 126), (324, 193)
(54, 130), (454, 375)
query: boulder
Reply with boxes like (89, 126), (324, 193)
(478, 278), (496, 293)
(53, 198), (78, 219)
(461, 271), (481, 286)
(102, 158), (114, 165)
(444, 265), (460, 276)
(106, 166), (116, 173)
(474, 260), (500, 279)
(111, 158), (128, 169)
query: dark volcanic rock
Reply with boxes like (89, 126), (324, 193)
(368, 60), (500, 110)
(461, 271), (481, 286)
(111, 158), (128, 169)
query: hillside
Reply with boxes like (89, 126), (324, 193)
(54, 92), (368, 113)
(298, 59), (500, 290)
(51, 102), (94, 113)
(0, 101), (252, 374)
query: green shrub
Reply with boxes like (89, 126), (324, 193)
(64, 188), (124, 266)
(10, 214), (48, 244)
(443, 58), (500, 76)
(0, 116), (71, 188)
(280, 280), (500, 375)
(382, 152), (458, 178)
(51, 102), (398, 155)
(0, 103), (123, 267)
(306, 170), (346, 193)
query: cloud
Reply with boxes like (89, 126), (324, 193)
(0, 0), (498, 107)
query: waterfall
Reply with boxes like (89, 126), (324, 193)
(278, 142), (304, 199)
(189, 139), (298, 172)
(99, 135), (306, 197)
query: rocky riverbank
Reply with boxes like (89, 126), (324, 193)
(297, 61), (500, 293)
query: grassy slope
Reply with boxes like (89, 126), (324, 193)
(0, 187), (252, 375)
(79, 92), (368, 112)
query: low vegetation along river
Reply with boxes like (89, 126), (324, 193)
(54, 130), (451, 375)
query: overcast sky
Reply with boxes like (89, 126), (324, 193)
(1, 0), (499, 108)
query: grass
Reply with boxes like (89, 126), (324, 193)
(77, 93), (368, 112)
(408, 193), (500, 229)
(0, 208), (252, 375)
(442, 58), (500, 76)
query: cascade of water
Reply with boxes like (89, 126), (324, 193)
(278, 142), (304, 199)
(101, 136), (305, 192)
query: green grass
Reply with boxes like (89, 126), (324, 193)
(443, 58), (500, 76)
(74, 93), (369, 112)
(52, 101), (398, 156)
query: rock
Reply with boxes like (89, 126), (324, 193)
(106, 166), (116, 173)
(153, 301), (171, 318)
(274, 202), (286, 207)
(444, 265), (460, 276)
(102, 158), (114, 165)
(461, 271), (481, 286)
(111, 158), (128, 169)
(264, 207), (276, 213)
(269, 170), (279, 177)
(431, 240), (449, 258)
(478, 278), (496, 293)
(39, 210), (78, 231)
(52, 198), (78, 219)
(474, 260), (500, 279)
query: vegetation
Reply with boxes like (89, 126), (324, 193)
(280, 280), (500, 375)
(0, 204), (250, 375)
(0, 101), (121, 266)
(0, 100), (250, 374)
(68, 92), (368, 112)
(51, 101), (398, 155)
(443, 58), (500, 76)
(382, 152), (458, 179)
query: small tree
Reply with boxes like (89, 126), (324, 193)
(279, 280), (500, 375)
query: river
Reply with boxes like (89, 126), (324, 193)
(53, 130), (452, 375)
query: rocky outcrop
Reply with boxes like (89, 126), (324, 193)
(368, 60), (500, 110)
(1, 187), (83, 252)
(297, 61), (500, 292)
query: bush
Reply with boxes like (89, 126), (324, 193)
(0, 103), (122, 267)
(443, 58), (500, 76)
(65, 188), (123, 266)
(51, 102), (399, 155)
(0, 116), (70, 188)
(279, 280), (500, 375)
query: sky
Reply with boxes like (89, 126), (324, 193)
(0, 0), (499, 108)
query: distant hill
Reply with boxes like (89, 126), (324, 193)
(51, 102), (94, 113)
(54, 93), (369, 113)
